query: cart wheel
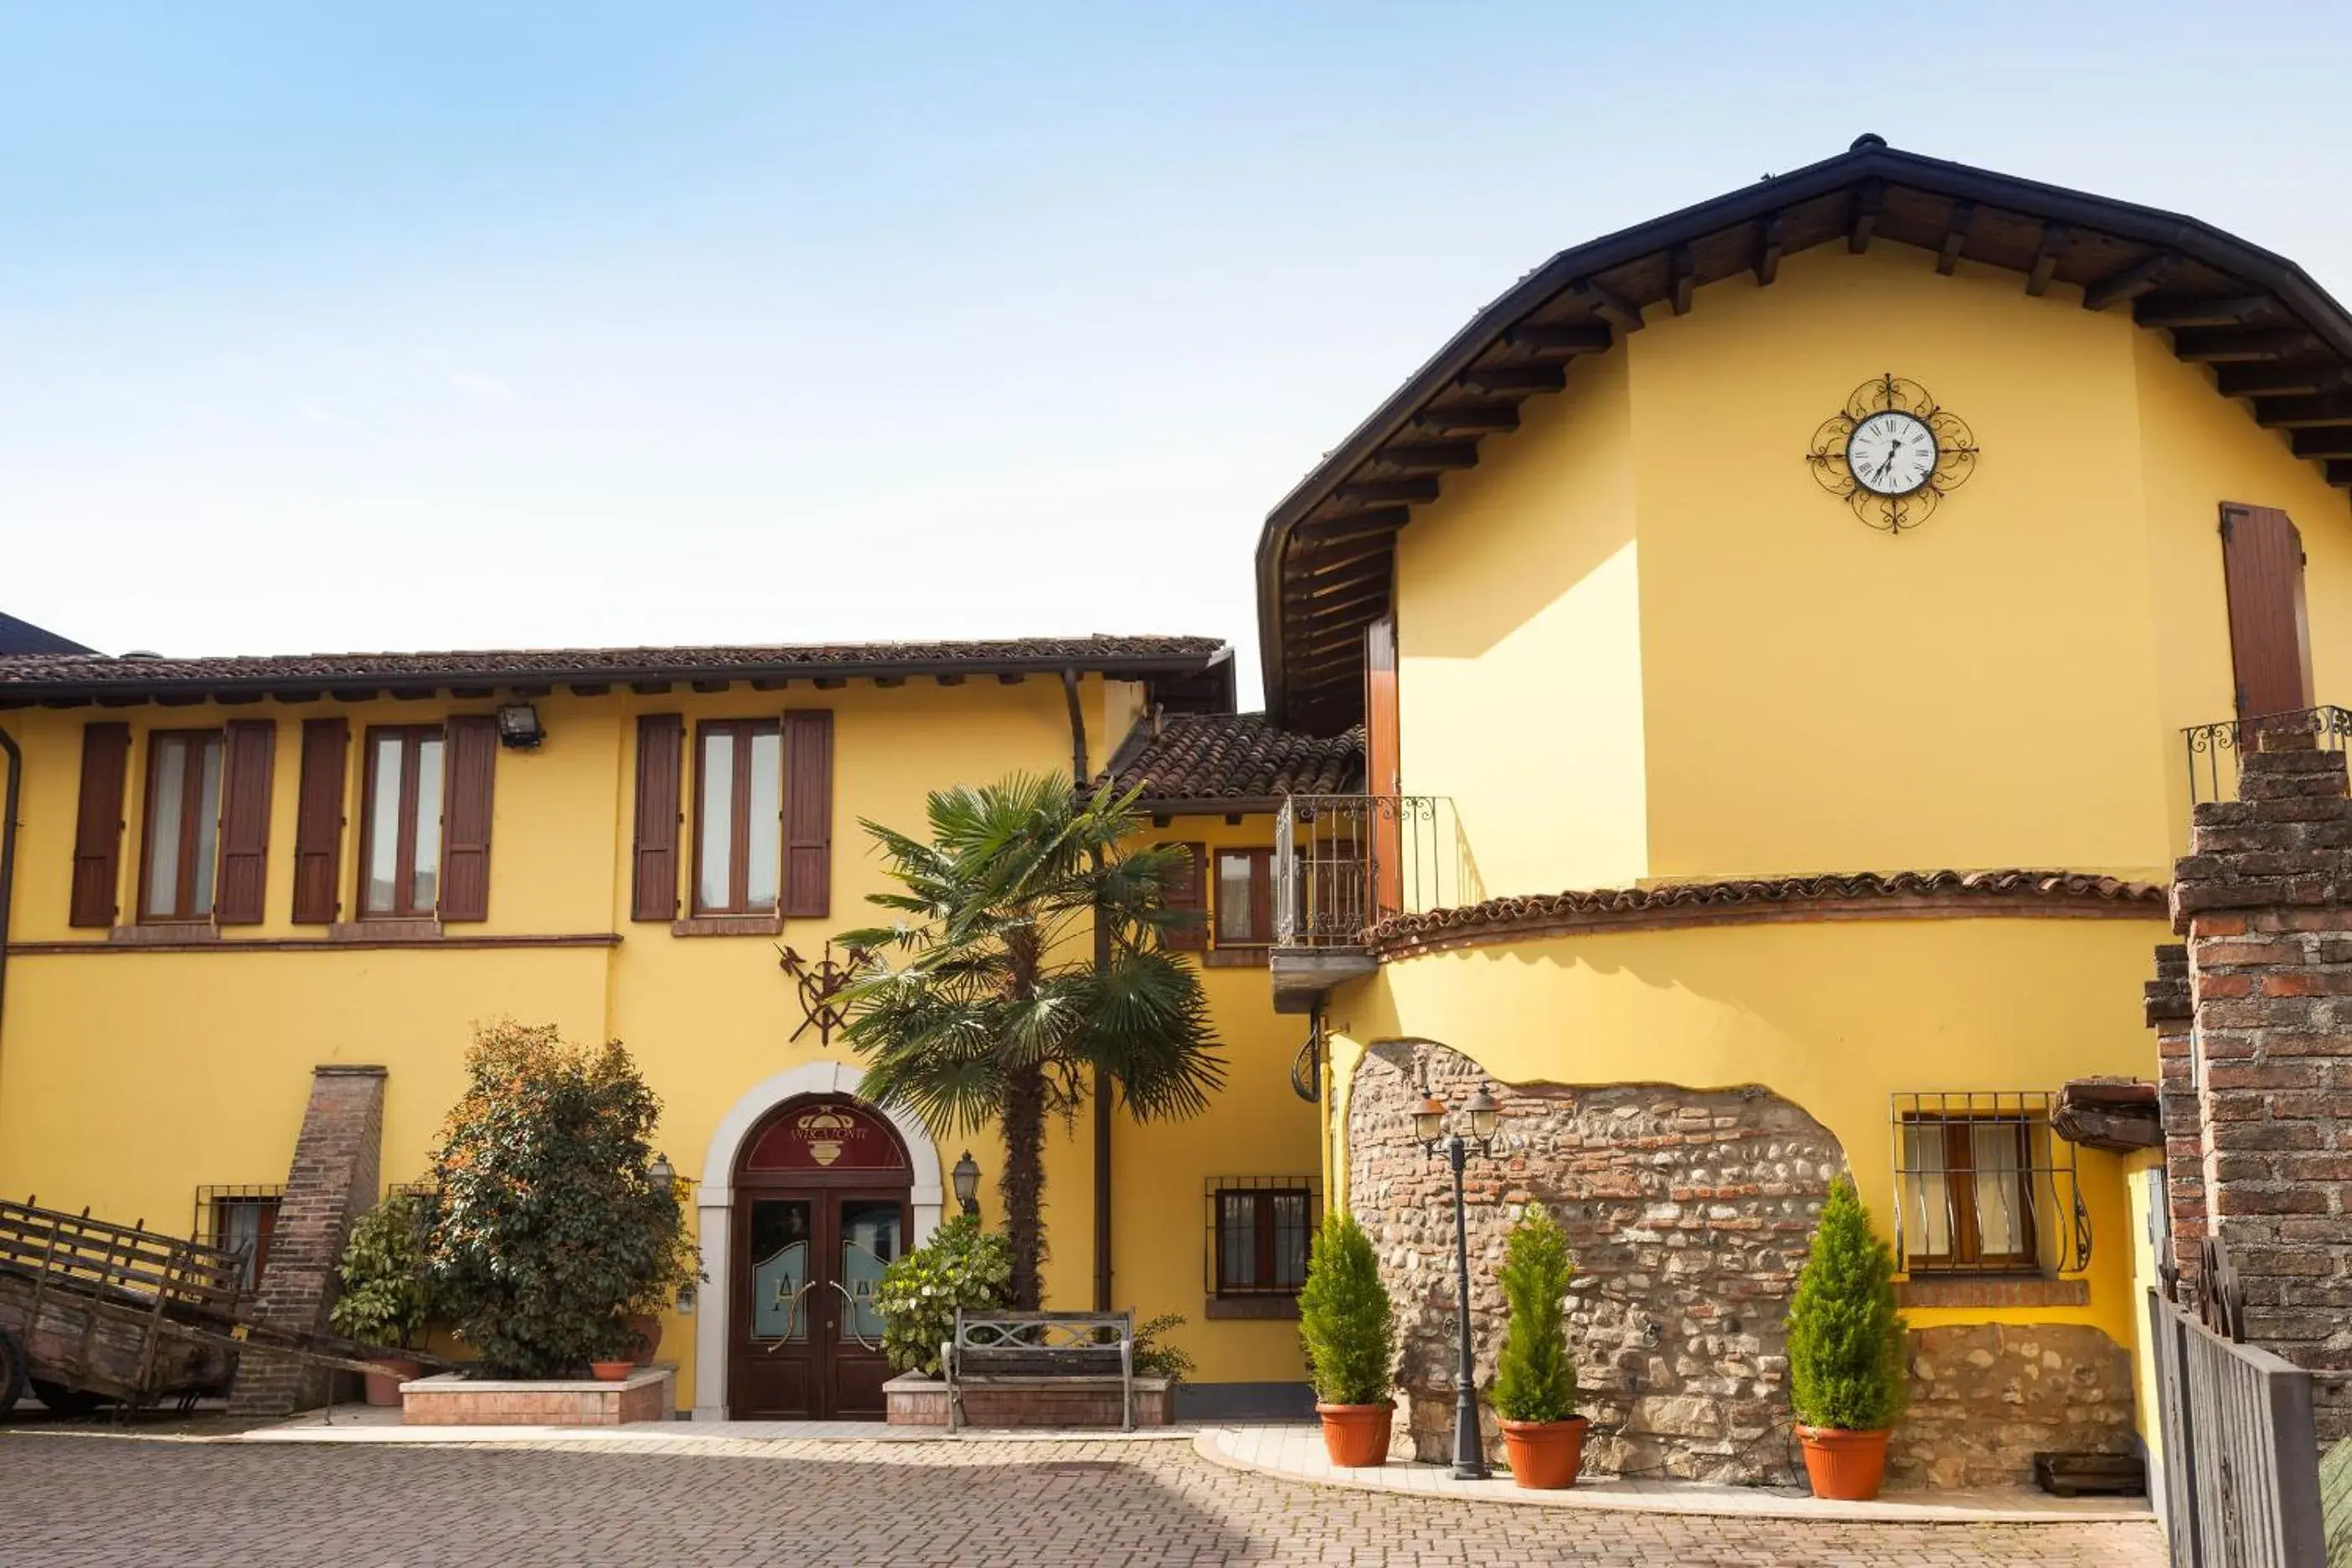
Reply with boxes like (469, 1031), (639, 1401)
(28, 1380), (110, 1418)
(0, 1328), (23, 1417)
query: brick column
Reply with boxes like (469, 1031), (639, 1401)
(2162, 730), (2352, 1442)
(227, 1064), (388, 1416)
(2143, 943), (2205, 1295)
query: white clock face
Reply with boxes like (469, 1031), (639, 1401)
(1847, 410), (1938, 496)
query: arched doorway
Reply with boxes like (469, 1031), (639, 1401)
(728, 1094), (912, 1420)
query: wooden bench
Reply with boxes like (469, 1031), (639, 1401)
(941, 1308), (1133, 1433)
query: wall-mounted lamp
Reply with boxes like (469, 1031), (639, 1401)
(497, 702), (544, 750)
(647, 1153), (675, 1199)
(952, 1150), (982, 1216)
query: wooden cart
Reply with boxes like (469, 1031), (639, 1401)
(0, 1195), (443, 1417)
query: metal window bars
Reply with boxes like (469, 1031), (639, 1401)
(1202, 1176), (1322, 1297)
(191, 1184), (286, 1292)
(2182, 704), (2352, 805)
(1273, 795), (1476, 947)
(1889, 1091), (2090, 1276)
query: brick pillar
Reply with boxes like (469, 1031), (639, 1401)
(2143, 943), (2205, 1294)
(227, 1065), (388, 1416)
(2164, 729), (2352, 1442)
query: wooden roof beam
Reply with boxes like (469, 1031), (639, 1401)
(2135, 294), (2274, 329)
(1296, 506), (1411, 541)
(2215, 363), (2350, 398)
(2253, 393), (2352, 430)
(1848, 179), (1883, 254)
(2173, 328), (2315, 364)
(2290, 427), (2352, 460)
(2081, 252), (2179, 312)
(2328, 460), (2352, 487)
(1756, 212), (1784, 286)
(1457, 364), (1565, 395)
(1374, 442), (1478, 472)
(1504, 322), (1612, 355)
(1669, 245), (1694, 316)
(1335, 477), (1440, 506)
(1413, 403), (1519, 435)
(1571, 278), (1643, 333)
(1936, 199), (1977, 276)
(2026, 223), (2068, 297)
(1286, 573), (1392, 611)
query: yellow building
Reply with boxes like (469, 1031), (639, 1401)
(3, 136), (2349, 1483)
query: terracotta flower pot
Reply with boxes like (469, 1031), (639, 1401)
(1316, 1402), (1393, 1467)
(626, 1313), (663, 1364)
(363, 1356), (422, 1407)
(1796, 1425), (1890, 1501)
(590, 1359), (636, 1383)
(1499, 1415), (1587, 1489)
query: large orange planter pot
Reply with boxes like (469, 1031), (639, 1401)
(1796, 1426), (1890, 1501)
(362, 1357), (421, 1408)
(1316, 1403), (1393, 1468)
(1499, 1416), (1587, 1489)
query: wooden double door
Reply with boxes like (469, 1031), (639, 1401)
(730, 1187), (907, 1420)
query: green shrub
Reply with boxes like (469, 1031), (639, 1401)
(1491, 1209), (1579, 1424)
(424, 1020), (701, 1377)
(328, 1193), (433, 1351)
(1132, 1313), (1195, 1386)
(1787, 1174), (1907, 1431)
(871, 1214), (1013, 1375)
(1297, 1212), (1395, 1406)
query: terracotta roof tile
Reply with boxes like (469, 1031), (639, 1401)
(1369, 869), (2166, 955)
(1106, 713), (1364, 804)
(0, 635), (1227, 697)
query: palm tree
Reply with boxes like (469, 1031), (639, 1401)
(839, 774), (1225, 1308)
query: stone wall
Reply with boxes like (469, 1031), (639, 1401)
(1346, 1040), (1839, 1483)
(228, 1065), (387, 1416)
(1895, 1323), (2137, 1488)
(2158, 730), (2352, 1443)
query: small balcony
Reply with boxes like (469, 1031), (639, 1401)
(2183, 704), (2352, 804)
(1268, 795), (1476, 1011)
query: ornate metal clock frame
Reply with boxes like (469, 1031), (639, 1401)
(1805, 374), (1980, 534)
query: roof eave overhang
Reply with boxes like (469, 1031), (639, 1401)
(1254, 142), (2352, 726)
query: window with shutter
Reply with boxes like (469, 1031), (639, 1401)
(214, 720), (276, 925)
(138, 730), (224, 922)
(357, 725), (446, 920)
(2220, 502), (2313, 720)
(692, 719), (781, 915)
(632, 714), (684, 922)
(439, 715), (498, 921)
(290, 719), (348, 924)
(782, 710), (833, 919)
(69, 722), (131, 928)
(1159, 841), (1207, 951)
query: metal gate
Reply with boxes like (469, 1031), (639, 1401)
(2148, 1282), (2328, 1566)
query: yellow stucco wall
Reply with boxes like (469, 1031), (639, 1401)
(1320, 912), (2164, 1349)
(0, 679), (1318, 1406)
(1390, 240), (2352, 896)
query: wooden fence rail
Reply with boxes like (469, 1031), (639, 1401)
(2149, 1288), (2328, 1567)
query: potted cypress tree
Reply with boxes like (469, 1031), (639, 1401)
(1297, 1211), (1396, 1467)
(1786, 1174), (1907, 1500)
(1491, 1209), (1585, 1488)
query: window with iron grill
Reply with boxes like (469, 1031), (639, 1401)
(1890, 1092), (2089, 1276)
(1205, 1177), (1318, 1297)
(193, 1185), (285, 1292)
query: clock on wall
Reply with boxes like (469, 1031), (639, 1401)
(1805, 374), (1980, 534)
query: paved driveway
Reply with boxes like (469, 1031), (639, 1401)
(0, 1432), (2164, 1567)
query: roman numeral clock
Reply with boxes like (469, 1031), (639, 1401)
(1805, 374), (1980, 534)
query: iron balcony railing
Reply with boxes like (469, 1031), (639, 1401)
(2183, 704), (2352, 805)
(1273, 795), (1477, 949)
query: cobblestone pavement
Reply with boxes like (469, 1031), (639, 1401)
(0, 1432), (2165, 1567)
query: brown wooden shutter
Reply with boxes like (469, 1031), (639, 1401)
(68, 721), (131, 928)
(438, 715), (498, 922)
(1364, 614), (1403, 917)
(291, 719), (348, 924)
(781, 709), (833, 918)
(1160, 841), (1207, 950)
(632, 713), (684, 921)
(214, 720), (276, 925)
(2220, 502), (2314, 720)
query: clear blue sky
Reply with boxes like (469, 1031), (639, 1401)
(6, 3), (2349, 698)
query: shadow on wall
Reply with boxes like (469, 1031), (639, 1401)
(1348, 1038), (1841, 1485)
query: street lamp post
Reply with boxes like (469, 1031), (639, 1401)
(1413, 1086), (1504, 1481)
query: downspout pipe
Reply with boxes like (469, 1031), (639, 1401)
(0, 725), (20, 1106)
(1060, 668), (1116, 1313)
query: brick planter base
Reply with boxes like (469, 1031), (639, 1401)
(401, 1366), (674, 1426)
(884, 1374), (1170, 1428)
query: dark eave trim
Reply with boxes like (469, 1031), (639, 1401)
(1255, 140), (2352, 725)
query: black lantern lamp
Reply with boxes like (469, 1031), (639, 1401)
(647, 1154), (675, 1199)
(496, 702), (544, 750)
(1415, 1080), (1508, 1480)
(952, 1151), (981, 1216)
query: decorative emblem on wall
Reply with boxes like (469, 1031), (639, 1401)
(1805, 374), (1979, 534)
(776, 941), (869, 1049)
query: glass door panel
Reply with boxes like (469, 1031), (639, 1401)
(747, 1199), (812, 1343)
(836, 1199), (900, 1347)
